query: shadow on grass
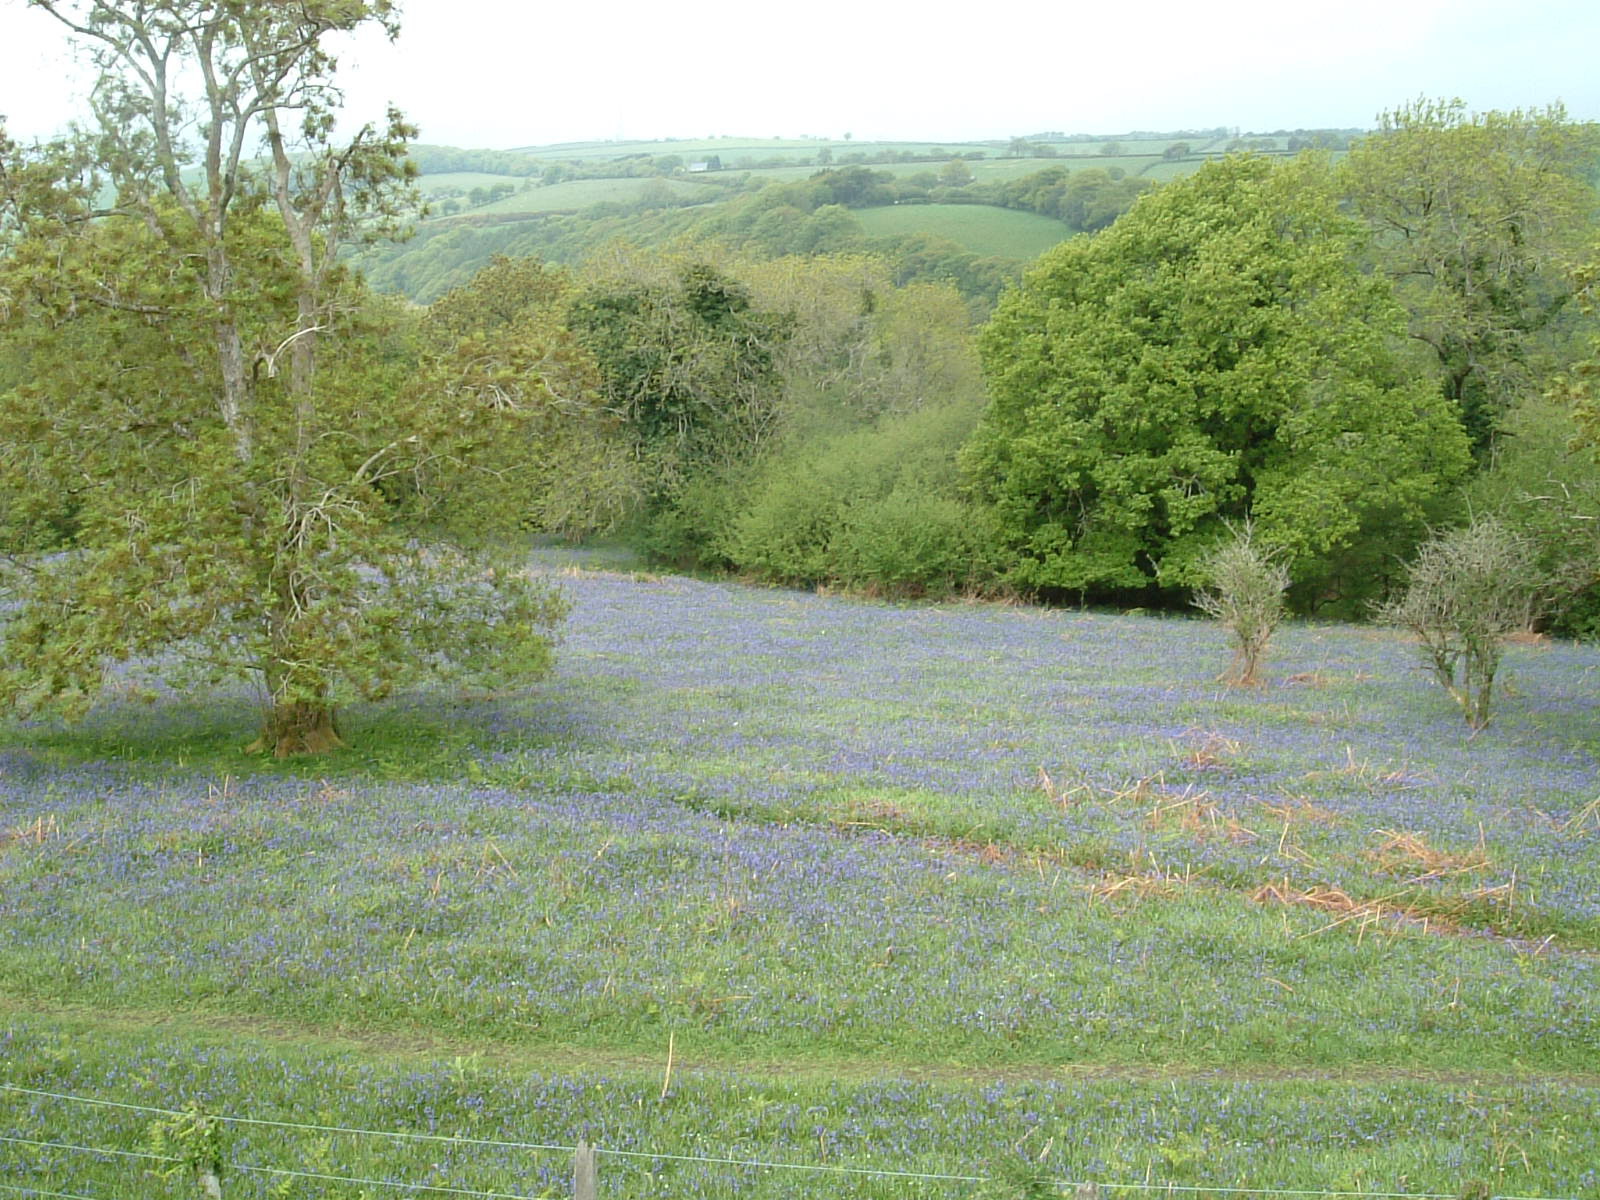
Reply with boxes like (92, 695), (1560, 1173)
(0, 681), (620, 786)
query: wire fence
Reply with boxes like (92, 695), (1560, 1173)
(0, 1081), (1580, 1200)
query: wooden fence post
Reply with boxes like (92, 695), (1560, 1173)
(573, 1140), (597, 1200)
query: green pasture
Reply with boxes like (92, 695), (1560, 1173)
(426, 176), (709, 220)
(855, 204), (1071, 260)
(507, 137), (1005, 162)
(414, 171), (527, 194)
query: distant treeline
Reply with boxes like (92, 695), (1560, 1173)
(356, 163), (1156, 304)
(406, 126), (1363, 184)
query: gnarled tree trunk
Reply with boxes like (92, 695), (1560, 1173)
(253, 698), (345, 758)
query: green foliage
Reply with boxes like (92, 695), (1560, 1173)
(739, 255), (982, 419)
(965, 154), (1470, 604)
(1376, 519), (1543, 729)
(0, 215), (570, 743)
(1342, 99), (1599, 454)
(1460, 396), (1600, 637)
(832, 489), (997, 597)
(974, 1154), (1060, 1199)
(569, 250), (792, 493)
(980, 165), (1152, 232)
(0, 7), (571, 755)
(422, 256), (641, 538)
(1192, 523), (1292, 685)
(563, 249), (795, 567)
(731, 399), (1001, 597)
(147, 1104), (225, 1198)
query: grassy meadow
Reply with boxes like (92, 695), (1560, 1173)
(854, 205), (1071, 260)
(3, 549), (1598, 1197)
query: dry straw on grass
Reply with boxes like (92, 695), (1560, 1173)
(1302, 746), (1428, 792)
(1259, 795), (1341, 824)
(3, 813), (61, 848)
(1366, 827), (1492, 882)
(1089, 872), (1186, 902)
(1172, 729), (1244, 771)
(1558, 794), (1600, 836)
(1143, 787), (1260, 843)
(1249, 880), (1415, 943)
(1035, 766), (1101, 810)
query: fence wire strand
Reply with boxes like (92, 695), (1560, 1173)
(0, 1084), (180, 1119)
(0, 1132), (180, 1165)
(0, 1080), (1581, 1200)
(595, 1143), (985, 1182)
(0, 1183), (109, 1200)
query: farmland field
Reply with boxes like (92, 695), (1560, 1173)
(3, 549), (1598, 1197)
(415, 171), (529, 195)
(424, 176), (712, 219)
(733, 156), (1169, 186)
(854, 205), (1071, 260)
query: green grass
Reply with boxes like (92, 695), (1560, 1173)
(3, 553), (1597, 1196)
(3, 1017), (1596, 1198)
(413, 170), (526, 194)
(419, 176), (710, 220)
(855, 204), (1071, 260)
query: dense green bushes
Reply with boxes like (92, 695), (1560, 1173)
(964, 156), (1470, 608)
(730, 400), (1000, 598)
(387, 118), (1600, 630)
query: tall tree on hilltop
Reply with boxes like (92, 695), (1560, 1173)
(1341, 99), (1599, 455)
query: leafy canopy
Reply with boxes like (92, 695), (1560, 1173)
(0, 4), (570, 755)
(964, 154), (1470, 602)
(1341, 99), (1599, 455)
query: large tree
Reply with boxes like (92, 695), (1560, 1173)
(0, 5), (568, 755)
(964, 154), (1470, 604)
(1341, 99), (1599, 454)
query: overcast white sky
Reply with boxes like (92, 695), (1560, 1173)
(2, 0), (1598, 149)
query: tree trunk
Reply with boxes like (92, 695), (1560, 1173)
(251, 698), (346, 758)
(204, 241), (257, 465)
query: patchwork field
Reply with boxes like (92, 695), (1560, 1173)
(3, 550), (1597, 1197)
(854, 205), (1071, 260)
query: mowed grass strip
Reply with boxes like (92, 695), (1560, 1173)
(3, 1018), (1598, 1197)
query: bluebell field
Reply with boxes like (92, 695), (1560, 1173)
(1, 551), (1597, 1195)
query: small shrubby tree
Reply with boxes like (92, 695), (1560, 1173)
(1192, 524), (1292, 686)
(1377, 519), (1543, 730)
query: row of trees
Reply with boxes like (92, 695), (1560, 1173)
(592, 106), (1600, 628)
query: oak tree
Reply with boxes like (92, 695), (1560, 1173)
(1341, 99), (1598, 453)
(964, 155), (1470, 603)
